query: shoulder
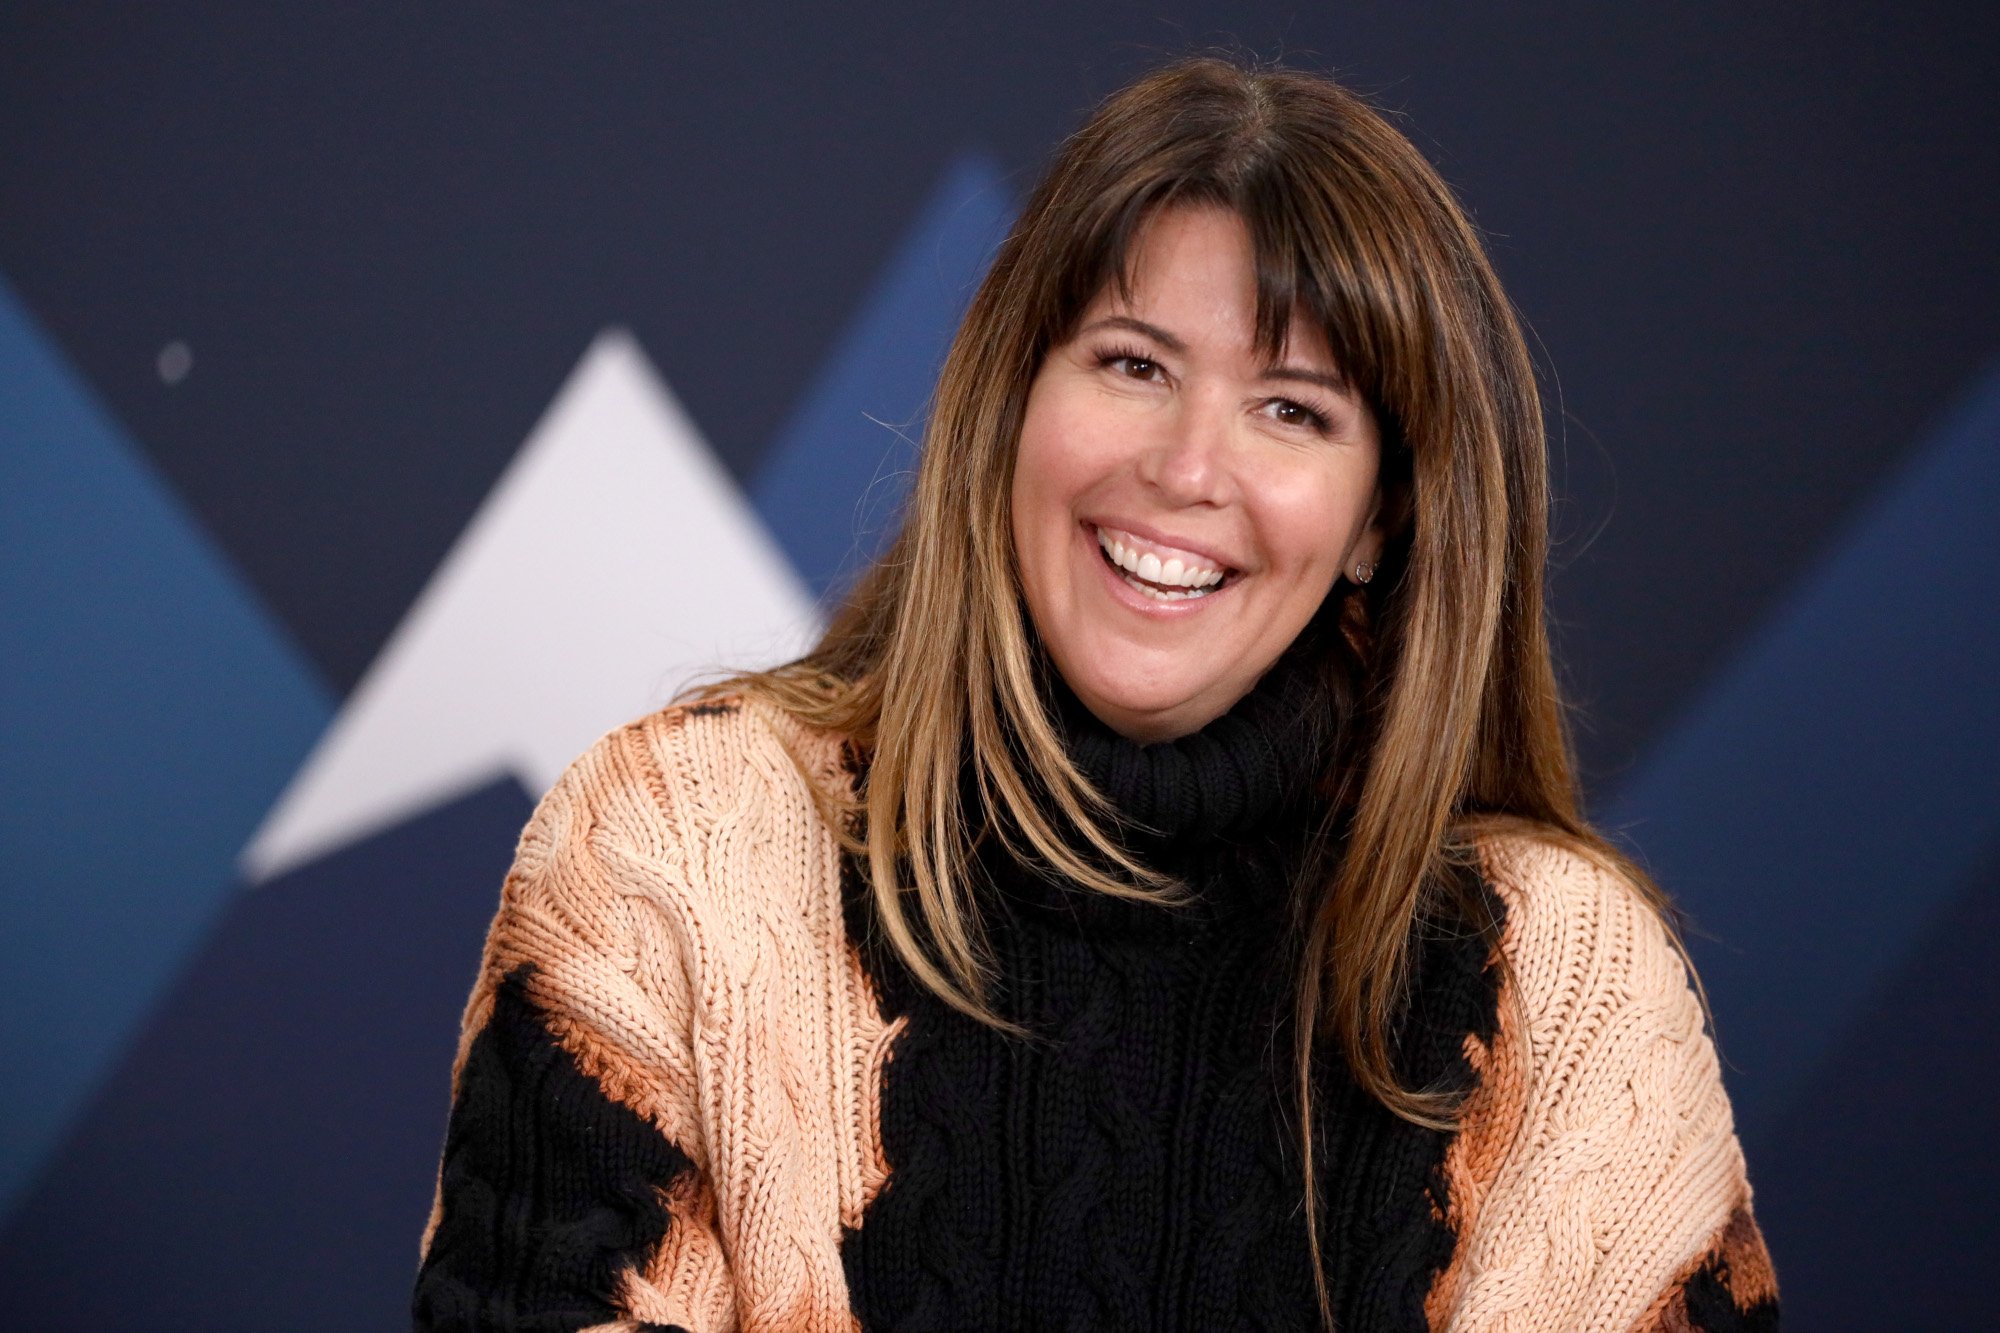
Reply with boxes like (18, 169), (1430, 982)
(508, 694), (853, 929)
(1463, 823), (1734, 1190)
(1438, 826), (1758, 1329)
(1470, 825), (1695, 1034)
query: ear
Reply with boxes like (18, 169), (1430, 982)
(1348, 486), (1389, 573)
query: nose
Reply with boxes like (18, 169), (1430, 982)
(1137, 386), (1234, 507)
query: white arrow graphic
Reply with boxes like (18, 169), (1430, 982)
(240, 328), (820, 883)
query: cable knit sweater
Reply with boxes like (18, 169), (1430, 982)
(412, 663), (1777, 1332)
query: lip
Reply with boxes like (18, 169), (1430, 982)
(1079, 520), (1240, 616)
(1082, 517), (1240, 575)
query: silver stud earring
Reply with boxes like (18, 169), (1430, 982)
(1354, 561), (1375, 585)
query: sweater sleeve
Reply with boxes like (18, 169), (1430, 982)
(412, 719), (736, 1333)
(1438, 837), (1780, 1332)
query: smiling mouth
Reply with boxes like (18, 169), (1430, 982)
(1094, 525), (1236, 602)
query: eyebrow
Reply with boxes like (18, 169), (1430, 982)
(1263, 365), (1351, 396)
(1076, 314), (1351, 395)
(1079, 315), (1187, 354)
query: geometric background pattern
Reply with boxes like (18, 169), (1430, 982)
(2, 6), (1995, 1327)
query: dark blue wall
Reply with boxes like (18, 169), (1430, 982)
(3, 5), (1996, 1328)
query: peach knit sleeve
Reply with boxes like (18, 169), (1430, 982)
(1434, 836), (1779, 1332)
(414, 699), (891, 1333)
(412, 713), (738, 1333)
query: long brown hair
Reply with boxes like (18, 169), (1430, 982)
(708, 53), (1678, 1321)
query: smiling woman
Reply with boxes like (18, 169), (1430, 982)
(413, 55), (1778, 1333)
(1013, 206), (1385, 743)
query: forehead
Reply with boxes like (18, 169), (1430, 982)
(1085, 204), (1336, 367)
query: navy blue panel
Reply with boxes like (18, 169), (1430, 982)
(0, 276), (332, 1216)
(1748, 839), (2000, 1331)
(0, 779), (530, 1331)
(751, 152), (1015, 600)
(1604, 357), (2000, 1137)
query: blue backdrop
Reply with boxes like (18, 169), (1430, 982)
(3, 5), (1996, 1328)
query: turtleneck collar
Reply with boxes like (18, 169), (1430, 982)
(981, 622), (1345, 941)
(1047, 624), (1340, 852)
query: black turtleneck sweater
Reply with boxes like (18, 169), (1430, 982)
(414, 646), (1781, 1332)
(838, 651), (1503, 1331)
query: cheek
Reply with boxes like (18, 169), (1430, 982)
(1013, 387), (1115, 556)
(1253, 458), (1379, 580)
(1010, 392), (1081, 616)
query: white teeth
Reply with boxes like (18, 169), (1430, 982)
(1094, 526), (1227, 596)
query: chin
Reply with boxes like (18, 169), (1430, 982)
(1075, 674), (1219, 742)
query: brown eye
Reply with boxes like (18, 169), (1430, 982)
(1267, 398), (1330, 432)
(1095, 346), (1165, 382)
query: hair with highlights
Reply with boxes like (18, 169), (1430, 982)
(706, 54), (1682, 1324)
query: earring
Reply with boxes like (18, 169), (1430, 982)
(1354, 561), (1375, 585)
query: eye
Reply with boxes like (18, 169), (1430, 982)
(1094, 344), (1166, 383)
(1264, 397), (1332, 433)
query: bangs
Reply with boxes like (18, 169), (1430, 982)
(1050, 155), (1403, 432)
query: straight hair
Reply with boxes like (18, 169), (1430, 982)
(706, 54), (1682, 1326)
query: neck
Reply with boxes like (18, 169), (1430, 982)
(974, 630), (1343, 940)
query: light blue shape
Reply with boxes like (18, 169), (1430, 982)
(0, 278), (334, 1217)
(751, 152), (1016, 599)
(1604, 358), (2000, 1139)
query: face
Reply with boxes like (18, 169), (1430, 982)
(1010, 205), (1385, 744)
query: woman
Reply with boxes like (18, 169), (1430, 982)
(413, 57), (1778, 1332)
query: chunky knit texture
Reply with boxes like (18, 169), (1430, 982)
(837, 653), (1500, 1331)
(415, 676), (1777, 1331)
(416, 965), (695, 1333)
